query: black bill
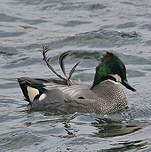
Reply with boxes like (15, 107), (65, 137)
(122, 80), (136, 92)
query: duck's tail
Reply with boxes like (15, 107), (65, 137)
(17, 77), (47, 103)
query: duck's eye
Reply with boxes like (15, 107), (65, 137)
(78, 96), (85, 99)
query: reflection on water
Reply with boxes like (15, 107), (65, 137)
(92, 118), (141, 138)
(100, 140), (147, 152)
(1, 0), (151, 151)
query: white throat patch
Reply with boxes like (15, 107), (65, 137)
(112, 74), (122, 82)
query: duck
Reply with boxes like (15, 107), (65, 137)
(17, 46), (136, 114)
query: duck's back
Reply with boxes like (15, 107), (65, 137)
(44, 80), (128, 114)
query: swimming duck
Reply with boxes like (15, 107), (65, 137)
(17, 47), (136, 114)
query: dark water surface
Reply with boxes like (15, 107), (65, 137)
(1, 0), (151, 151)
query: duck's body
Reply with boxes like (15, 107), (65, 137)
(18, 50), (135, 114)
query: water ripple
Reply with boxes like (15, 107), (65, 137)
(1, 0), (151, 151)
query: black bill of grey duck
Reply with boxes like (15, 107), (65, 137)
(17, 47), (136, 114)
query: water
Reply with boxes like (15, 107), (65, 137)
(1, 0), (151, 151)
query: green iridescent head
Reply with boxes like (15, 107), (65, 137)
(92, 52), (136, 91)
